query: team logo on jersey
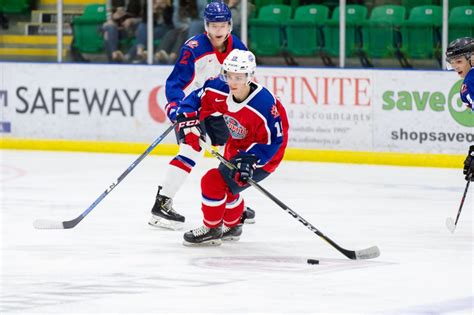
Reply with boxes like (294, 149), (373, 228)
(461, 83), (467, 94)
(223, 115), (247, 139)
(186, 40), (199, 49)
(270, 105), (280, 118)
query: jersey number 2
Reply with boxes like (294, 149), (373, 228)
(180, 51), (191, 65)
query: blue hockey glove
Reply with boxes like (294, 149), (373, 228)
(231, 154), (257, 186)
(176, 111), (203, 152)
(165, 101), (179, 123)
(463, 145), (474, 181)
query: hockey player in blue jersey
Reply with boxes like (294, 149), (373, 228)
(445, 37), (474, 181)
(148, 1), (255, 230)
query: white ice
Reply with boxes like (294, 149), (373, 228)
(1, 149), (472, 314)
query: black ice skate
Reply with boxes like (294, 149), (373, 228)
(183, 225), (223, 246)
(222, 224), (242, 241)
(241, 206), (255, 224)
(148, 186), (185, 230)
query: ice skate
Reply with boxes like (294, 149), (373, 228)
(148, 186), (185, 230)
(183, 225), (223, 246)
(241, 206), (255, 224)
(222, 224), (242, 241)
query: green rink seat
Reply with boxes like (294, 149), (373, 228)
(402, 5), (442, 58)
(401, 0), (433, 13)
(286, 5), (329, 56)
(323, 5), (368, 57)
(448, 6), (474, 41)
(72, 4), (107, 53)
(249, 4), (292, 56)
(362, 5), (406, 58)
(1, 0), (30, 14)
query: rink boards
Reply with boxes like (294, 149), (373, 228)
(1, 62), (472, 167)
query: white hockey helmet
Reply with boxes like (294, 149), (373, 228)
(221, 49), (256, 83)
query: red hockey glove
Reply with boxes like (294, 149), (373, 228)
(176, 112), (203, 152)
(463, 145), (474, 181)
(231, 154), (257, 187)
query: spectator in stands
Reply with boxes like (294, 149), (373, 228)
(226, 0), (254, 38)
(0, 11), (8, 30)
(186, 0), (208, 37)
(127, 0), (174, 63)
(103, 0), (142, 63)
(153, 0), (201, 64)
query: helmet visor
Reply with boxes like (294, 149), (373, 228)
(220, 70), (250, 84)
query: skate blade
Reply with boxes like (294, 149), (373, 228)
(182, 239), (223, 247)
(222, 236), (240, 242)
(148, 216), (184, 231)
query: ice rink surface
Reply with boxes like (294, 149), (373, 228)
(1, 149), (472, 314)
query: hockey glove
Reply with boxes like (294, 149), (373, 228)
(176, 112), (203, 152)
(231, 154), (257, 187)
(463, 145), (474, 181)
(165, 101), (179, 123)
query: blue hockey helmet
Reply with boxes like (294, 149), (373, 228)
(204, 1), (232, 23)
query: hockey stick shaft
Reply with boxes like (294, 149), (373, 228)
(200, 141), (380, 260)
(34, 124), (176, 229)
(454, 174), (471, 225)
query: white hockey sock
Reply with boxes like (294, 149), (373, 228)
(160, 144), (203, 198)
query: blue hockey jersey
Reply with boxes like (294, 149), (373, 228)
(461, 67), (474, 111)
(165, 33), (247, 105)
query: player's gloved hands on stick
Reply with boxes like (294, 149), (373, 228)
(463, 145), (474, 181)
(165, 101), (179, 123)
(231, 153), (257, 186)
(176, 111), (203, 152)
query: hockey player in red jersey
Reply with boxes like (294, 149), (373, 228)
(148, 1), (257, 230)
(173, 49), (289, 246)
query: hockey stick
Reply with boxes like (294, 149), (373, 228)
(200, 140), (380, 260)
(446, 173), (471, 233)
(33, 124), (176, 230)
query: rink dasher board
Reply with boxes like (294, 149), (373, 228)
(1, 62), (472, 160)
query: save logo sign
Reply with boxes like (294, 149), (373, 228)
(382, 80), (474, 127)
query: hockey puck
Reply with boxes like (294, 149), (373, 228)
(307, 259), (319, 265)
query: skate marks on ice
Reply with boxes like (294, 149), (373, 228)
(0, 273), (239, 313)
(0, 164), (27, 182)
(386, 296), (474, 315)
(191, 256), (394, 274)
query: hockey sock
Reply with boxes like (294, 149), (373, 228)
(223, 193), (244, 227)
(201, 168), (228, 228)
(161, 143), (203, 198)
